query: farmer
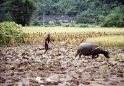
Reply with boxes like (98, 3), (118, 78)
(44, 33), (54, 54)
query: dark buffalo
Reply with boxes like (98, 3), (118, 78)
(75, 43), (110, 59)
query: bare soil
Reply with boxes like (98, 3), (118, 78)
(0, 45), (124, 86)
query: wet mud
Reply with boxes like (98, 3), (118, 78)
(0, 45), (124, 86)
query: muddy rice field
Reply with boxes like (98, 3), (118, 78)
(0, 45), (124, 86)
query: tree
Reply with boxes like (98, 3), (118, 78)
(0, 0), (9, 21)
(101, 6), (124, 27)
(5, 0), (37, 26)
(31, 0), (123, 27)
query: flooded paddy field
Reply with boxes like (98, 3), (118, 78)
(0, 45), (124, 86)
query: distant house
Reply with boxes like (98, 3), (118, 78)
(55, 15), (76, 23)
(35, 15), (77, 23)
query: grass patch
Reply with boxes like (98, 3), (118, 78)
(22, 26), (124, 33)
(22, 27), (124, 48)
(86, 35), (124, 48)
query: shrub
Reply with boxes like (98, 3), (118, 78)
(76, 17), (95, 24)
(101, 6), (124, 28)
(62, 24), (69, 27)
(30, 20), (41, 26)
(0, 22), (27, 46)
(69, 23), (75, 27)
(55, 21), (61, 26)
(101, 13), (124, 28)
(77, 24), (88, 27)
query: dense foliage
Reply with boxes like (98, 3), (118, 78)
(4, 0), (37, 26)
(101, 6), (124, 27)
(0, 0), (9, 21)
(1, 0), (124, 27)
(33, 1), (123, 16)
(0, 22), (27, 46)
(33, 0), (124, 27)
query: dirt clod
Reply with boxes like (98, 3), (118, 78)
(0, 45), (124, 86)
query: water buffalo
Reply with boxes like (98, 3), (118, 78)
(75, 43), (110, 59)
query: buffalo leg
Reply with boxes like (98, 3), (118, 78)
(75, 52), (79, 57)
(75, 50), (80, 57)
(79, 52), (82, 58)
(92, 54), (98, 59)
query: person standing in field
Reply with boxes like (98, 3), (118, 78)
(44, 33), (54, 54)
